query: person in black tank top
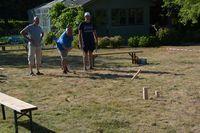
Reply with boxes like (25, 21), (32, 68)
(78, 12), (98, 71)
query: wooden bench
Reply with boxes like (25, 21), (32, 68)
(92, 50), (143, 66)
(0, 92), (37, 133)
(0, 42), (6, 51)
(0, 43), (26, 51)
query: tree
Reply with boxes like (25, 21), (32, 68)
(49, 2), (66, 26)
(0, 0), (17, 23)
(163, 0), (200, 24)
(49, 3), (84, 34)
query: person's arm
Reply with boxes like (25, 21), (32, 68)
(93, 30), (98, 52)
(78, 30), (83, 49)
(40, 27), (44, 41)
(41, 32), (44, 39)
(63, 31), (73, 52)
(20, 27), (32, 42)
(78, 23), (83, 49)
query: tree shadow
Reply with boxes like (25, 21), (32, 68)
(0, 51), (83, 69)
(43, 55), (83, 70)
(18, 121), (55, 133)
(0, 52), (28, 68)
(94, 68), (185, 76)
(0, 74), (7, 82)
(88, 72), (133, 79)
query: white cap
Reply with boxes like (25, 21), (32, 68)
(84, 12), (91, 17)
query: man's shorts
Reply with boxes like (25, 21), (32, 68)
(58, 50), (68, 61)
(83, 43), (95, 52)
(28, 44), (42, 66)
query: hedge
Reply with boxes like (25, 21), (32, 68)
(0, 20), (29, 36)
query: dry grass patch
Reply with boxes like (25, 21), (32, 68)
(0, 46), (199, 132)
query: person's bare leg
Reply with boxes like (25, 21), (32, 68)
(28, 44), (35, 76)
(36, 63), (43, 75)
(62, 60), (68, 74)
(83, 51), (88, 71)
(29, 65), (34, 74)
(65, 61), (70, 72)
(36, 64), (40, 73)
(89, 51), (93, 69)
(36, 47), (43, 75)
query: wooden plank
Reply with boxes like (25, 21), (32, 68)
(0, 44), (24, 47)
(131, 69), (141, 80)
(0, 92), (37, 113)
(93, 50), (143, 56)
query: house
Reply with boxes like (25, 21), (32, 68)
(28, 0), (153, 36)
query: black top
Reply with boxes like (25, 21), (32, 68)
(79, 22), (96, 45)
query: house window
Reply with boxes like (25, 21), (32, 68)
(129, 9), (135, 25)
(111, 9), (127, 26)
(128, 8), (144, 25)
(135, 8), (144, 25)
(95, 9), (107, 26)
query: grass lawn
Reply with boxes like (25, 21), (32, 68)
(0, 46), (199, 133)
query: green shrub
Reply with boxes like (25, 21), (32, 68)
(183, 31), (200, 42)
(0, 35), (26, 44)
(138, 36), (160, 47)
(98, 36), (110, 48)
(156, 28), (170, 43)
(55, 29), (65, 37)
(138, 36), (150, 47)
(0, 36), (9, 43)
(156, 28), (182, 44)
(43, 32), (56, 45)
(49, 3), (84, 34)
(149, 36), (159, 47)
(0, 20), (28, 36)
(110, 36), (123, 48)
(128, 36), (140, 47)
(72, 35), (79, 48)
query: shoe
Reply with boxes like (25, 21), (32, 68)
(30, 72), (35, 76)
(36, 72), (44, 75)
(63, 70), (67, 74)
(66, 66), (71, 73)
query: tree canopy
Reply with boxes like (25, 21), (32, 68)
(49, 2), (84, 34)
(163, 0), (200, 24)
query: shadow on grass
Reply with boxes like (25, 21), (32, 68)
(95, 68), (185, 76)
(18, 121), (55, 133)
(0, 51), (83, 69)
(41, 68), (184, 80)
(88, 73), (133, 79)
(0, 52), (27, 68)
(0, 74), (7, 82)
(0, 74), (7, 78)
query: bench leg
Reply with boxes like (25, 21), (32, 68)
(14, 111), (18, 133)
(129, 53), (138, 64)
(2, 46), (5, 51)
(129, 53), (134, 64)
(1, 105), (6, 120)
(29, 111), (33, 133)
